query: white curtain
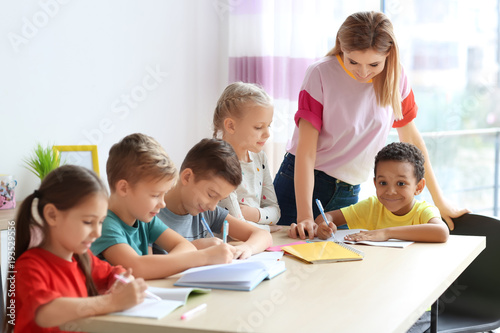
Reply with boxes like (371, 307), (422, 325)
(225, 0), (380, 175)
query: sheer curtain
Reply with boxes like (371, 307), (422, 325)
(227, 0), (333, 175)
(226, 0), (380, 176)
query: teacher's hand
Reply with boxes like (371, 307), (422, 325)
(288, 220), (317, 240)
(435, 198), (471, 231)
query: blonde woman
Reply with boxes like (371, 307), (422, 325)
(273, 11), (468, 239)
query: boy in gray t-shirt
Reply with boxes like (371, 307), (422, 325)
(158, 138), (272, 259)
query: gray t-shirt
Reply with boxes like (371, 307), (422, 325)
(157, 206), (229, 241)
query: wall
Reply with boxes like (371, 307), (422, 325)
(0, 0), (229, 201)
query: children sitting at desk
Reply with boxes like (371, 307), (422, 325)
(158, 138), (272, 259)
(312, 142), (449, 243)
(90, 133), (236, 280)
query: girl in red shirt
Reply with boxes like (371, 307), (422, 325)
(3, 165), (147, 333)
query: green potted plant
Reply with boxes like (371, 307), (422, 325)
(23, 143), (61, 180)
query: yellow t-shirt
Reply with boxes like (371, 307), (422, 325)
(340, 195), (441, 230)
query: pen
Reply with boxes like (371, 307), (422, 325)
(200, 216), (214, 238)
(223, 220), (228, 243)
(181, 303), (207, 320)
(113, 274), (162, 301)
(315, 199), (336, 242)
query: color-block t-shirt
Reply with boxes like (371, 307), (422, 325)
(287, 55), (418, 185)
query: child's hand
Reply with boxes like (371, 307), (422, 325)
(192, 237), (223, 250)
(203, 243), (236, 264)
(233, 244), (253, 259)
(316, 221), (337, 240)
(109, 276), (147, 311)
(269, 225), (283, 233)
(108, 268), (135, 294)
(345, 229), (388, 242)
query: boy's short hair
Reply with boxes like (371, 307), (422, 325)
(374, 142), (425, 181)
(107, 133), (177, 191)
(180, 138), (242, 187)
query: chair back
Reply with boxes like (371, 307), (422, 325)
(440, 213), (500, 318)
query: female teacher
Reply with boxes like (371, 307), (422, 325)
(273, 11), (468, 239)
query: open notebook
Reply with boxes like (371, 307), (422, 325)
(282, 241), (364, 264)
(311, 229), (414, 248)
(112, 287), (210, 319)
(174, 252), (286, 291)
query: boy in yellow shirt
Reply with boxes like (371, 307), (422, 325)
(316, 142), (449, 242)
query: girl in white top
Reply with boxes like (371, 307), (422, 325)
(214, 82), (281, 232)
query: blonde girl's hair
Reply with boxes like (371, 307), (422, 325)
(4, 165), (108, 333)
(106, 133), (177, 191)
(213, 82), (273, 139)
(326, 11), (402, 120)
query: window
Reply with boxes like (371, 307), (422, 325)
(385, 0), (500, 215)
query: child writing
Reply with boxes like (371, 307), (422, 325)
(4, 165), (147, 333)
(90, 133), (235, 280)
(214, 82), (281, 232)
(158, 138), (272, 259)
(316, 142), (449, 243)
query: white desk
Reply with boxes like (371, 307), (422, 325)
(62, 229), (485, 333)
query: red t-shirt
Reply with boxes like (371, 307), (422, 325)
(11, 248), (125, 333)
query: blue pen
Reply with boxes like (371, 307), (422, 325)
(315, 199), (336, 242)
(200, 216), (214, 238)
(223, 220), (228, 243)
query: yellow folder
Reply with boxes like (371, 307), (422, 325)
(282, 241), (364, 264)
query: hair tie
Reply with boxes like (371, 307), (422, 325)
(31, 196), (44, 226)
(33, 189), (41, 198)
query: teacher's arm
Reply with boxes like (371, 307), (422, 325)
(290, 119), (319, 240)
(397, 121), (470, 230)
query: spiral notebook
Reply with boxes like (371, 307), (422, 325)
(281, 241), (364, 264)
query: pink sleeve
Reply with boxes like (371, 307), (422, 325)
(393, 65), (418, 128)
(393, 89), (418, 128)
(294, 90), (324, 131)
(293, 64), (324, 132)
